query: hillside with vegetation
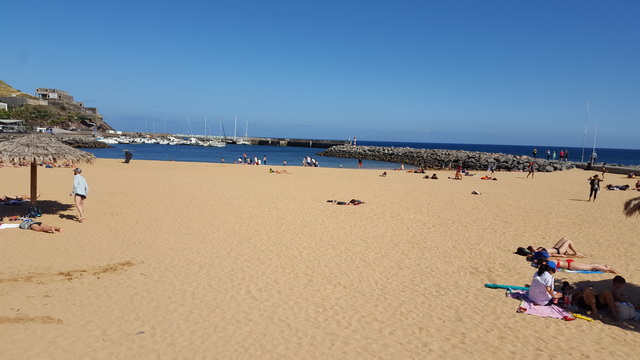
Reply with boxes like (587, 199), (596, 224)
(0, 80), (113, 131)
(0, 80), (37, 98)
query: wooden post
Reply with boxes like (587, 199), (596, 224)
(30, 162), (38, 206)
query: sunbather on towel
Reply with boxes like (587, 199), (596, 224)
(529, 255), (616, 274)
(526, 237), (584, 258)
(2, 194), (36, 203)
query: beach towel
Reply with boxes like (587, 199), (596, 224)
(0, 224), (20, 230)
(508, 290), (573, 320)
(558, 269), (604, 274)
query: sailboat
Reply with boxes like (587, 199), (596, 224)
(235, 118), (250, 145)
(211, 117), (226, 147)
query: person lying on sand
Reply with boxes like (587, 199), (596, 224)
(327, 199), (365, 205)
(606, 184), (630, 191)
(564, 276), (638, 320)
(19, 218), (63, 234)
(268, 168), (291, 174)
(1, 194), (38, 202)
(529, 255), (616, 274)
(526, 238), (585, 258)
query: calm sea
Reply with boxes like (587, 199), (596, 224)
(85, 141), (640, 169)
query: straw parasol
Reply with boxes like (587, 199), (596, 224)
(0, 134), (95, 205)
(623, 196), (640, 217)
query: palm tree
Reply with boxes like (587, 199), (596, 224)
(623, 197), (640, 217)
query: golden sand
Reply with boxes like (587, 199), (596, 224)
(1, 159), (639, 359)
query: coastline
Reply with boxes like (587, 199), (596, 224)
(1, 159), (639, 359)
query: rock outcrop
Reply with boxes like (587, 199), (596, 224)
(319, 145), (576, 172)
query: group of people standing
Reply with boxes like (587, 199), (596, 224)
(302, 156), (319, 167)
(236, 153), (269, 165)
(534, 148), (570, 161)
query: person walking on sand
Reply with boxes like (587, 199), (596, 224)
(588, 175), (602, 202)
(71, 168), (89, 222)
(526, 162), (535, 178)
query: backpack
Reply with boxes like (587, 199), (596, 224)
(25, 206), (42, 218)
(514, 247), (532, 257)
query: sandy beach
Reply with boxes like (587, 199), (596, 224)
(1, 159), (639, 359)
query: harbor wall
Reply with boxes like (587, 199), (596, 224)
(319, 145), (578, 172)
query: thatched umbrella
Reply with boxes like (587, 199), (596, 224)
(0, 134), (95, 205)
(623, 196), (640, 217)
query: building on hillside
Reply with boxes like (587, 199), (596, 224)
(36, 88), (75, 103)
(0, 119), (26, 133)
(0, 102), (7, 111)
(0, 96), (48, 107)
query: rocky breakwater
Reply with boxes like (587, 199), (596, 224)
(319, 145), (576, 172)
(0, 134), (109, 148)
(55, 136), (110, 148)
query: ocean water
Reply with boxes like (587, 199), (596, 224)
(85, 141), (640, 169)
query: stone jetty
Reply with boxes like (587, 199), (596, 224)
(319, 145), (577, 172)
(0, 134), (109, 148)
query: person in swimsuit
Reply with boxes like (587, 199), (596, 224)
(19, 219), (63, 233)
(529, 254), (617, 273)
(527, 238), (584, 258)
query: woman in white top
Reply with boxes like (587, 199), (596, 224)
(528, 261), (563, 305)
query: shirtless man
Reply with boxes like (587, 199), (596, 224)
(571, 276), (637, 320)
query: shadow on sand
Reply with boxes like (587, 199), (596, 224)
(0, 200), (74, 219)
(567, 278), (640, 333)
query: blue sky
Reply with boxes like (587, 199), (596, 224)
(2, 0), (639, 149)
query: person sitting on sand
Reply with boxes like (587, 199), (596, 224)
(606, 184), (630, 191)
(526, 237), (584, 258)
(529, 254), (616, 274)
(635, 180), (640, 191)
(431, 174), (438, 179)
(528, 260), (562, 306)
(567, 276), (638, 320)
(19, 218), (63, 234)
(380, 171), (387, 177)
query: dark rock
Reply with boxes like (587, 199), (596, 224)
(319, 145), (577, 172)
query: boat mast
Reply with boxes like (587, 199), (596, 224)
(234, 116), (237, 141)
(581, 101), (589, 163)
(591, 125), (598, 163)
